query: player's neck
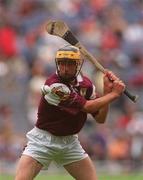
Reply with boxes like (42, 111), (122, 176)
(70, 79), (77, 86)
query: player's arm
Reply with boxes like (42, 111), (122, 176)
(82, 71), (125, 120)
(90, 71), (113, 123)
(91, 104), (109, 123)
(82, 92), (118, 113)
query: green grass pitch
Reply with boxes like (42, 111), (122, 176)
(1, 173), (143, 180)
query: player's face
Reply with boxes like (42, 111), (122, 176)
(58, 60), (77, 80)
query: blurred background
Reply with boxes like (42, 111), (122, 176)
(0, 0), (143, 175)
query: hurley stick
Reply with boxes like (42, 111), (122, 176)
(45, 20), (138, 103)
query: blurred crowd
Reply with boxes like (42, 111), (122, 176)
(0, 0), (143, 173)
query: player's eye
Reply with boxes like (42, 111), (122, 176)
(58, 61), (65, 65)
(58, 60), (76, 66)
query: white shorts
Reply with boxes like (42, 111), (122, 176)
(23, 127), (88, 169)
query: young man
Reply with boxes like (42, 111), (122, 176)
(15, 45), (125, 180)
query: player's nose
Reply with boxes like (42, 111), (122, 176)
(64, 63), (71, 71)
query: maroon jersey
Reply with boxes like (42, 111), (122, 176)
(36, 73), (96, 136)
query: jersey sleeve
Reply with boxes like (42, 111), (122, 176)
(41, 83), (86, 115)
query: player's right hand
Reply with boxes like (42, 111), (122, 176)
(112, 79), (125, 96)
(105, 70), (125, 96)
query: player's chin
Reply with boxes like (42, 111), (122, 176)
(63, 73), (75, 78)
(60, 75), (74, 82)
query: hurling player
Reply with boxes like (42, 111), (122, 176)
(15, 45), (125, 180)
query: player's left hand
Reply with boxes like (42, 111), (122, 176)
(41, 83), (71, 106)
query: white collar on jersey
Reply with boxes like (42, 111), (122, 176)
(77, 73), (83, 82)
